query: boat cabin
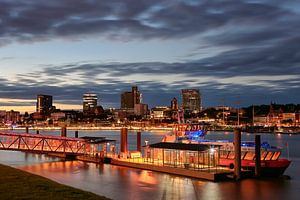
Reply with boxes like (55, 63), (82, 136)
(144, 142), (222, 170)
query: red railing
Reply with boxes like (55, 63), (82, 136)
(0, 132), (90, 155)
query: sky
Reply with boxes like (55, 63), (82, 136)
(0, 0), (300, 113)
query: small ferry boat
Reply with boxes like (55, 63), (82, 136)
(167, 124), (291, 176)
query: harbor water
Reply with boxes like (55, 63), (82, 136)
(0, 130), (299, 200)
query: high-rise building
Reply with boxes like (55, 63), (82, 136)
(121, 92), (133, 109)
(83, 93), (97, 114)
(181, 89), (201, 113)
(171, 97), (178, 110)
(37, 94), (53, 115)
(119, 86), (148, 117)
(120, 86), (141, 109)
(132, 86), (141, 105)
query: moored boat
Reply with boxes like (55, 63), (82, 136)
(168, 124), (291, 176)
(217, 141), (291, 176)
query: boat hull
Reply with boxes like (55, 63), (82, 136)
(219, 159), (291, 176)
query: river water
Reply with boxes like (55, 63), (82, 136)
(0, 130), (299, 200)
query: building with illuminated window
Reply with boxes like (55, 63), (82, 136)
(182, 89), (201, 113)
(119, 86), (148, 117)
(121, 92), (134, 109)
(144, 142), (220, 170)
(120, 86), (141, 109)
(171, 97), (178, 110)
(37, 94), (53, 116)
(83, 93), (98, 114)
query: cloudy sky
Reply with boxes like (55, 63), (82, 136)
(0, 0), (300, 113)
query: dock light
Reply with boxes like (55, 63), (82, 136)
(209, 148), (215, 155)
(145, 140), (149, 146)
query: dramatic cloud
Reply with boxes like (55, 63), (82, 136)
(0, 0), (299, 110)
(1, 53), (299, 109)
(0, 0), (299, 44)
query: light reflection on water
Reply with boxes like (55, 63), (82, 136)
(0, 130), (299, 200)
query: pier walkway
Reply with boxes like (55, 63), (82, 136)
(0, 131), (90, 156)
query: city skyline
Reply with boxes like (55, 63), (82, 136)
(1, 0), (300, 112)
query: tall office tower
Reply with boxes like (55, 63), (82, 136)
(181, 89), (201, 113)
(121, 92), (133, 109)
(171, 97), (178, 110)
(132, 86), (141, 105)
(37, 94), (53, 115)
(120, 86), (141, 109)
(83, 93), (98, 114)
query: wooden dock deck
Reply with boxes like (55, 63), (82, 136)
(110, 158), (233, 181)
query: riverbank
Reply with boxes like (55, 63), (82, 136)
(0, 164), (109, 200)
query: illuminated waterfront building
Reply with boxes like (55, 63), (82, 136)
(36, 94), (53, 115)
(5, 110), (20, 124)
(83, 93), (98, 114)
(181, 89), (201, 113)
(144, 142), (220, 170)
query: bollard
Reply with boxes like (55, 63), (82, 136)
(137, 131), (141, 152)
(25, 126), (29, 134)
(36, 130), (39, 134)
(255, 135), (261, 177)
(75, 131), (79, 138)
(120, 128), (128, 154)
(234, 128), (241, 180)
(61, 126), (67, 137)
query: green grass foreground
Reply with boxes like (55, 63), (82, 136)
(0, 164), (110, 200)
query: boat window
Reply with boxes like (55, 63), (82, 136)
(228, 151), (235, 159)
(241, 151), (246, 159)
(264, 152), (274, 160)
(220, 151), (229, 159)
(261, 151), (268, 160)
(244, 151), (255, 160)
(271, 152), (281, 160)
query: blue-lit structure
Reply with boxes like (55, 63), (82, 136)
(184, 130), (207, 141)
(241, 141), (276, 149)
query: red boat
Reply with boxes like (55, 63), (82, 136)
(218, 143), (291, 176)
(172, 124), (291, 176)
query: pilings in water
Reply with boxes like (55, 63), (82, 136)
(234, 128), (241, 180)
(61, 126), (67, 137)
(120, 128), (128, 155)
(75, 131), (79, 138)
(255, 135), (261, 177)
(137, 131), (141, 152)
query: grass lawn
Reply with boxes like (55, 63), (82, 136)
(0, 164), (110, 200)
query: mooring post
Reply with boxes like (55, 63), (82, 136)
(61, 126), (67, 137)
(120, 128), (128, 156)
(36, 130), (39, 134)
(137, 131), (141, 152)
(255, 135), (261, 177)
(234, 128), (241, 180)
(25, 126), (29, 134)
(75, 130), (79, 138)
